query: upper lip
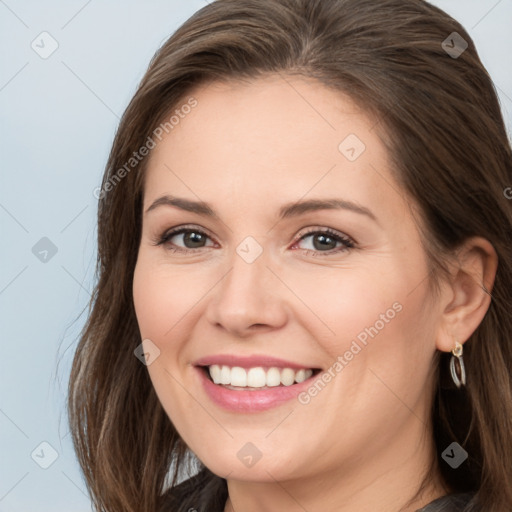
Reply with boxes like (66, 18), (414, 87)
(193, 354), (319, 370)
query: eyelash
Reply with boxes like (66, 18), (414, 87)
(153, 224), (356, 256)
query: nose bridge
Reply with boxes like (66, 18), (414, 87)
(221, 232), (270, 295)
(221, 245), (271, 313)
(231, 256), (262, 297)
(206, 239), (288, 334)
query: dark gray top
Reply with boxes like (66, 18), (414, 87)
(160, 468), (477, 512)
(416, 492), (476, 512)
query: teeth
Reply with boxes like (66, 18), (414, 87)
(266, 367), (281, 387)
(280, 368), (295, 386)
(231, 367), (247, 387)
(208, 365), (314, 388)
(220, 365), (231, 385)
(247, 367), (266, 387)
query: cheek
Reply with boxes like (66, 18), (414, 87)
(278, 265), (407, 357)
(296, 262), (434, 396)
(133, 272), (165, 336)
(132, 258), (200, 435)
(132, 256), (204, 342)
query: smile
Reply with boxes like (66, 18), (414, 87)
(206, 364), (315, 389)
(195, 363), (322, 412)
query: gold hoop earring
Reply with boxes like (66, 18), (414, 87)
(449, 340), (466, 388)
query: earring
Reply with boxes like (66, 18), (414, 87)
(449, 340), (466, 388)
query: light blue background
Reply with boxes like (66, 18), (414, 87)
(1, 1), (511, 510)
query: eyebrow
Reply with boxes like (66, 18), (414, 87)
(145, 195), (378, 223)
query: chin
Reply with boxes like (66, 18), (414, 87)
(196, 448), (303, 483)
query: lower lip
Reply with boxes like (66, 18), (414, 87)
(195, 366), (318, 412)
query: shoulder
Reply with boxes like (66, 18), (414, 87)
(158, 467), (228, 512)
(416, 492), (477, 512)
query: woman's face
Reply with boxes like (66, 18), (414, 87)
(133, 75), (442, 484)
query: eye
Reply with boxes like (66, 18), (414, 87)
(153, 225), (355, 256)
(291, 227), (355, 255)
(154, 225), (216, 253)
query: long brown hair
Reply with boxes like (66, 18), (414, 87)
(67, 1), (512, 510)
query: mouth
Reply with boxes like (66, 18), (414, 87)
(192, 354), (324, 411)
(198, 364), (322, 391)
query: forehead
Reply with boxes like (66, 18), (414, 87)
(143, 75), (408, 225)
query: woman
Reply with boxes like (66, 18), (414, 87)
(68, 0), (512, 511)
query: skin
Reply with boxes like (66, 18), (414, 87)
(132, 75), (497, 512)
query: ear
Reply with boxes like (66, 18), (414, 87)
(435, 237), (498, 352)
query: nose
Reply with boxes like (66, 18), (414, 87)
(204, 247), (288, 338)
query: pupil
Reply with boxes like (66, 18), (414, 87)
(313, 234), (335, 251)
(181, 232), (337, 250)
(184, 232), (205, 248)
